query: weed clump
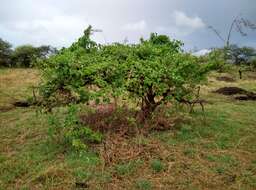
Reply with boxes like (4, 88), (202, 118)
(150, 159), (164, 173)
(47, 104), (102, 151)
(136, 179), (152, 190)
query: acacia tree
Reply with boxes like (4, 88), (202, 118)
(37, 45), (58, 58)
(225, 45), (256, 64)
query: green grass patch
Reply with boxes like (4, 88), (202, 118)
(135, 179), (152, 190)
(114, 159), (143, 176)
(150, 159), (164, 173)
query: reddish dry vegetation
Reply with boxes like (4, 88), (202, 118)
(80, 104), (182, 137)
(80, 104), (183, 164)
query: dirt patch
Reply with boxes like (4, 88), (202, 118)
(216, 76), (235, 82)
(11, 100), (41, 108)
(0, 105), (15, 112)
(235, 94), (256, 101)
(13, 101), (31, 107)
(214, 87), (256, 101)
(213, 87), (248, 95)
(247, 73), (256, 79)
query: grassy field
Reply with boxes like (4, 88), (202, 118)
(0, 68), (256, 190)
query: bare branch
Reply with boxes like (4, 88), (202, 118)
(208, 26), (225, 42)
(235, 21), (247, 36)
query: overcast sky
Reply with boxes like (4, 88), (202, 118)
(0, 0), (255, 50)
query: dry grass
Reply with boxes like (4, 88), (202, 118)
(0, 68), (39, 108)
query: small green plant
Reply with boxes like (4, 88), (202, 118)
(136, 179), (152, 190)
(47, 104), (102, 151)
(115, 160), (143, 176)
(206, 154), (238, 167)
(73, 167), (92, 182)
(215, 166), (225, 174)
(183, 149), (196, 158)
(150, 159), (164, 173)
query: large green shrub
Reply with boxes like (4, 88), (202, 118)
(37, 26), (218, 151)
(99, 34), (213, 118)
(39, 27), (215, 118)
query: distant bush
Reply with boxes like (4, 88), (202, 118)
(206, 49), (231, 72)
(12, 45), (57, 67)
(0, 38), (12, 67)
(11, 45), (39, 67)
(0, 37), (57, 68)
(224, 45), (256, 65)
(249, 58), (256, 71)
(209, 45), (256, 68)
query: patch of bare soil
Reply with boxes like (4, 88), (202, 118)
(214, 87), (256, 101)
(247, 73), (256, 79)
(214, 87), (248, 95)
(13, 100), (31, 107)
(11, 99), (41, 108)
(216, 76), (236, 82)
(235, 94), (256, 101)
(0, 105), (14, 112)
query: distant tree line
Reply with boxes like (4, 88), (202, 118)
(0, 38), (57, 67)
(222, 45), (256, 65)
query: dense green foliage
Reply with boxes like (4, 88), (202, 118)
(12, 45), (40, 67)
(0, 38), (12, 67)
(0, 38), (57, 67)
(39, 27), (214, 117)
(12, 45), (57, 67)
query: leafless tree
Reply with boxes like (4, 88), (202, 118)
(208, 15), (256, 47)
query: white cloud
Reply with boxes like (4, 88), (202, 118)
(156, 11), (205, 38)
(122, 20), (147, 31)
(193, 49), (211, 56)
(172, 10), (205, 30)
(1, 15), (89, 47)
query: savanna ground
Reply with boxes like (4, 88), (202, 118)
(0, 68), (256, 190)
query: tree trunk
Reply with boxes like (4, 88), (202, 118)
(139, 90), (158, 122)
